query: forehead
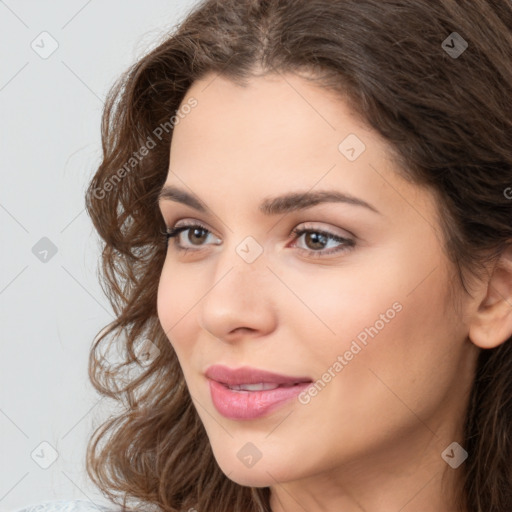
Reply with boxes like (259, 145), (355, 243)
(170, 73), (388, 181)
(165, 72), (436, 227)
(174, 71), (373, 153)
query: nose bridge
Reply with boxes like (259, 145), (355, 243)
(214, 227), (269, 282)
(198, 236), (276, 338)
(209, 236), (269, 306)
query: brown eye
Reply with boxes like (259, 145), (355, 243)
(186, 227), (209, 245)
(290, 227), (355, 258)
(164, 222), (221, 252)
(303, 231), (329, 250)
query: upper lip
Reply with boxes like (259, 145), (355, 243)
(205, 364), (313, 386)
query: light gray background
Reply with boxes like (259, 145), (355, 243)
(0, 1), (200, 510)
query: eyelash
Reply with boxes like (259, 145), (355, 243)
(160, 221), (355, 258)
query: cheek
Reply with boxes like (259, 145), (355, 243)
(277, 257), (407, 364)
(315, 263), (462, 436)
(156, 261), (199, 358)
(287, 238), (461, 404)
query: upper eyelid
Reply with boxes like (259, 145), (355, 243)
(169, 221), (354, 242)
(171, 220), (221, 238)
(167, 224), (355, 259)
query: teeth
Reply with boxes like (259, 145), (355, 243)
(227, 382), (280, 391)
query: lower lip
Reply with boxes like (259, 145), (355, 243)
(208, 379), (312, 420)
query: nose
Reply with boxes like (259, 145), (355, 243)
(198, 249), (278, 343)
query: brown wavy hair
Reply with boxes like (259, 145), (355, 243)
(84, 1), (512, 511)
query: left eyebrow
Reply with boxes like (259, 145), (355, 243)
(157, 185), (382, 216)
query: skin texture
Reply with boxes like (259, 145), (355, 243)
(156, 71), (507, 512)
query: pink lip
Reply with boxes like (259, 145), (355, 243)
(205, 364), (312, 386)
(205, 365), (313, 420)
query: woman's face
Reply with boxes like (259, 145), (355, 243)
(156, 71), (479, 505)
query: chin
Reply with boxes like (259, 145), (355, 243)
(214, 452), (298, 488)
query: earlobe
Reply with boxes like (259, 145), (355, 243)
(468, 246), (512, 349)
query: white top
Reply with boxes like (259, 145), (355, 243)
(12, 500), (120, 512)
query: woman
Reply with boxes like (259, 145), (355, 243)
(17, 0), (512, 511)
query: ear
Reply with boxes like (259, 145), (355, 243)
(468, 245), (512, 349)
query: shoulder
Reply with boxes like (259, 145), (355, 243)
(12, 499), (122, 512)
